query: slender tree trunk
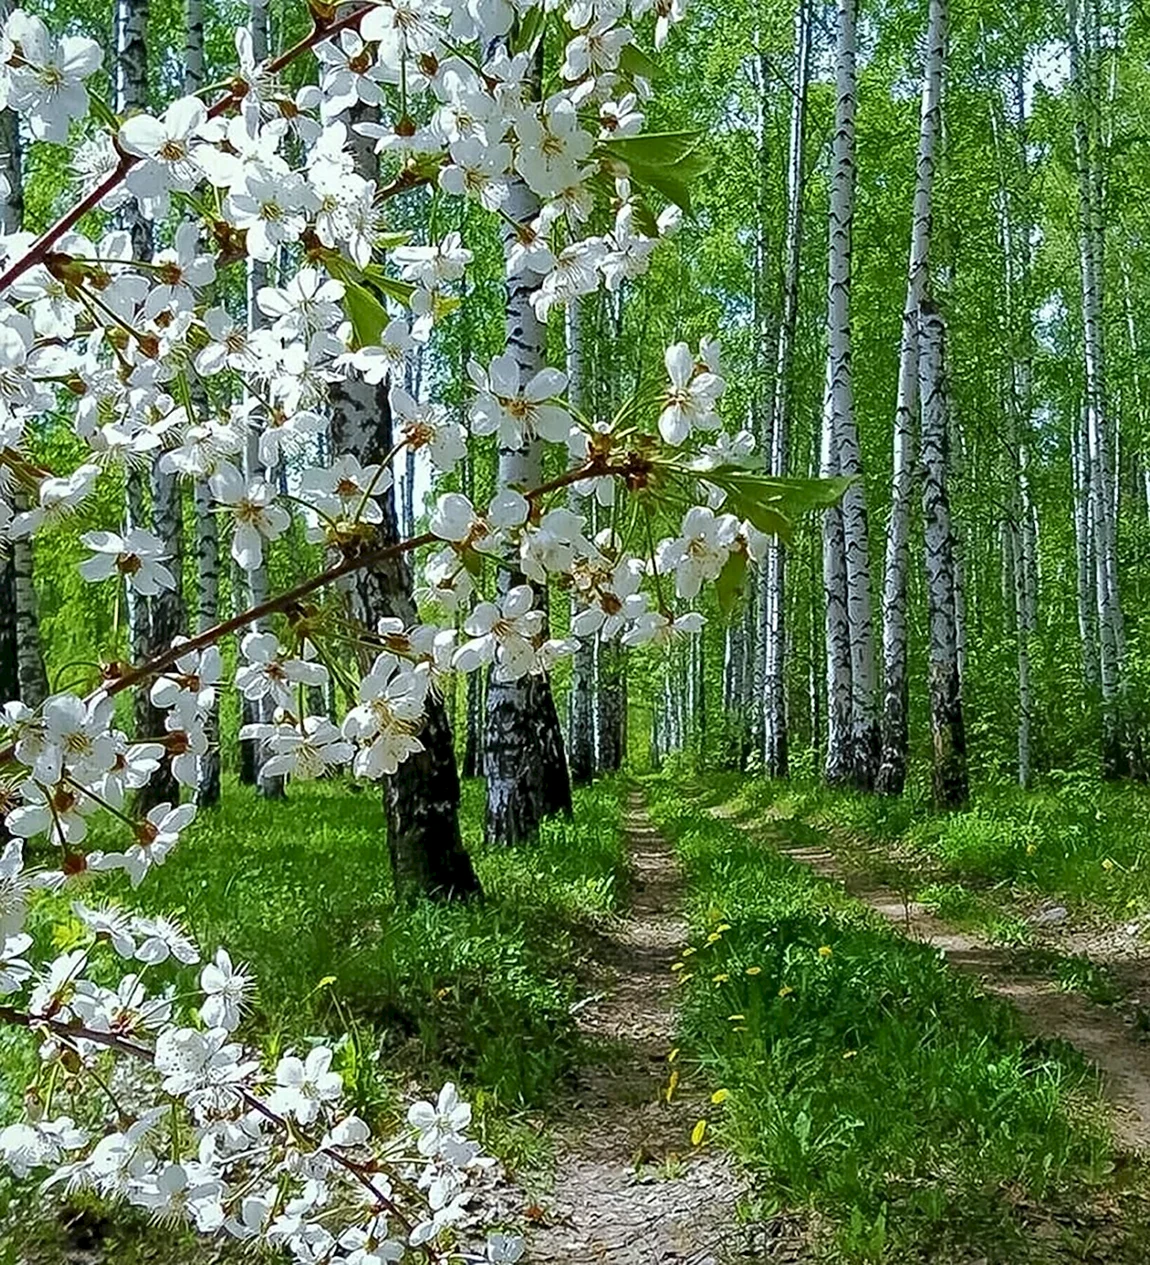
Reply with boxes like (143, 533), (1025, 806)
(566, 302), (594, 785)
(764, 0), (811, 780)
(820, 0), (857, 787)
(918, 304), (967, 807)
(1069, 0), (1125, 775)
(331, 376), (479, 898)
(877, 0), (946, 795)
(0, 82), (24, 709)
(233, 0), (286, 798)
(182, 0), (219, 806)
(329, 109), (475, 895)
(750, 44), (772, 765)
(483, 162), (573, 842)
(114, 0), (171, 789)
(1072, 409), (1100, 693)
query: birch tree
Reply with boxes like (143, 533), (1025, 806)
(1068, 0), (1126, 775)
(820, 0), (858, 787)
(918, 303), (967, 806)
(763, 0), (811, 779)
(566, 300), (595, 784)
(330, 375), (480, 897)
(484, 161), (573, 843)
(876, 0), (946, 795)
(185, 0), (220, 807)
(239, 0), (284, 799)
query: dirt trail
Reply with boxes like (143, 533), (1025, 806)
(529, 792), (804, 1264)
(721, 810), (1150, 1153)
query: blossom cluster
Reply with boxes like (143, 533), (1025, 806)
(0, 0), (795, 1256)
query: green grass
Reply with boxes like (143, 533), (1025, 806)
(688, 762), (1150, 953)
(1, 776), (629, 1262)
(645, 773), (1141, 1263)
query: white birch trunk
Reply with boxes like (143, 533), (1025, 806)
(819, 0), (857, 787)
(483, 166), (572, 844)
(566, 301), (594, 784)
(184, 0), (219, 805)
(877, 0), (946, 795)
(918, 304), (967, 806)
(0, 76), (40, 710)
(764, 0), (811, 780)
(1069, 0), (1125, 773)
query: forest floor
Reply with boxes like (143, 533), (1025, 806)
(527, 790), (804, 1264)
(708, 796), (1150, 1152)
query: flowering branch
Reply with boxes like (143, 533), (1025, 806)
(0, 4), (370, 296)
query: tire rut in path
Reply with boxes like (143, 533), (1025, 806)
(529, 792), (778, 1264)
(717, 806), (1150, 1153)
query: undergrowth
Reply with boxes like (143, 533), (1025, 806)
(645, 773), (1140, 1264)
(2, 776), (628, 1263)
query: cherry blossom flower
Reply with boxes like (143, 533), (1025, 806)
(79, 529), (176, 596)
(657, 341), (725, 445)
(200, 949), (254, 1032)
(656, 505), (739, 599)
(342, 654), (429, 778)
(236, 632), (329, 711)
(270, 1046), (343, 1126)
(4, 11), (101, 142)
(209, 465), (290, 569)
(98, 803), (197, 888)
(468, 354), (571, 448)
(239, 717), (354, 781)
(454, 585), (544, 681)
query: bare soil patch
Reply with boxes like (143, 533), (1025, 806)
(718, 810), (1150, 1154)
(528, 791), (809, 1264)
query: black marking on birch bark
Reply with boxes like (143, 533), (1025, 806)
(328, 121), (478, 897)
(918, 303), (967, 809)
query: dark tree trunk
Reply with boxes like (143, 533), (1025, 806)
(331, 375), (479, 901)
(461, 669), (484, 779)
(0, 555), (17, 706)
(485, 672), (573, 845)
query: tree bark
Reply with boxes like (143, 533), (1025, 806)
(877, 0), (946, 795)
(764, 0), (811, 780)
(483, 156), (573, 844)
(565, 301), (594, 785)
(330, 377), (480, 899)
(1068, 0), (1126, 775)
(918, 304), (968, 808)
(820, 0), (857, 788)
(0, 82), (22, 709)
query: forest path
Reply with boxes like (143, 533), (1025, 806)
(528, 790), (802, 1264)
(711, 801), (1150, 1153)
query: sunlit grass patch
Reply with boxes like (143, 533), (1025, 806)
(646, 775), (1127, 1263)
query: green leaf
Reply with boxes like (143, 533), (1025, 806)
(343, 281), (390, 349)
(715, 548), (748, 616)
(603, 132), (712, 211)
(699, 467), (855, 544)
(619, 44), (659, 83)
(511, 6), (545, 55)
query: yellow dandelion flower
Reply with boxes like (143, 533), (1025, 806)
(691, 1119), (707, 1146)
(778, 985), (794, 998)
(728, 1013), (746, 1022)
(712, 972), (730, 983)
(711, 1088), (730, 1104)
(745, 966), (762, 976)
(818, 946), (833, 959)
(665, 1069), (679, 1103)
